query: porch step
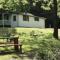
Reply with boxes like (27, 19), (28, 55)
(0, 25), (11, 27)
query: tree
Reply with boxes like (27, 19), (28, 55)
(0, 0), (29, 12)
(53, 0), (58, 39)
(0, 0), (59, 39)
(28, 0), (59, 39)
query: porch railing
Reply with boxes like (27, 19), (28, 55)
(0, 20), (11, 25)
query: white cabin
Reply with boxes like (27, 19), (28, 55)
(0, 12), (46, 28)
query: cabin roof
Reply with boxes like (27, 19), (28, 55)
(0, 9), (46, 19)
(20, 12), (46, 19)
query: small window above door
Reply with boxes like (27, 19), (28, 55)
(4, 14), (9, 20)
(0, 14), (2, 20)
(34, 17), (39, 21)
(23, 15), (29, 21)
(13, 15), (16, 21)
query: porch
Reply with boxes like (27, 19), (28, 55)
(0, 13), (11, 27)
(0, 20), (11, 27)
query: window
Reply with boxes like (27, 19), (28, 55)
(4, 14), (9, 20)
(13, 15), (16, 21)
(34, 17), (39, 21)
(0, 14), (2, 20)
(23, 15), (29, 21)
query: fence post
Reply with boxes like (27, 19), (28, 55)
(13, 36), (19, 51)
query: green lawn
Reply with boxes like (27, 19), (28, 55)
(0, 28), (60, 60)
(16, 28), (53, 33)
(0, 53), (20, 60)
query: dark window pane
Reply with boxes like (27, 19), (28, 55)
(26, 15), (29, 21)
(13, 16), (16, 21)
(34, 17), (39, 21)
(0, 14), (2, 20)
(23, 15), (29, 21)
(4, 14), (9, 20)
(23, 15), (26, 21)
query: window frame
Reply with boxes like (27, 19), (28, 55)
(0, 14), (2, 20)
(34, 16), (39, 21)
(4, 14), (9, 20)
(23, 15), (29, 21)
(13, 15), (16, 21)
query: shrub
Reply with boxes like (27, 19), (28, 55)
(36, 38), (60, 60)
(18, 30), (60, 60)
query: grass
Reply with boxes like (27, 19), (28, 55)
(16, 28), (53, 33)
(0, 53), (19, 60)
(0, 28), (58, 52)
(0, 28), (60, 60)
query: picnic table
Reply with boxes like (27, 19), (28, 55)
(0, 36), (22, 53)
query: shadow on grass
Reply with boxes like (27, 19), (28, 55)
(0, 48), (38, 60)
(16, 48), (38, 60)
(0, 49), (20, 55)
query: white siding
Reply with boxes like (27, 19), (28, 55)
(0, 13), (11, 26)
(0, 13), (46, 28)
(18, 15), (45, 28)
(11, 14), (19, 27)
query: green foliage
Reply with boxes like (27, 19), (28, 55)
(18, 30), (60, 60)
(0, 0), (28, 12)
(0, 0), (52, 12)
(0, 0), (60, 13)
(9, 28), (17, 35)
(0, 0), (60, 14)
(0, 28), (17, 37)
(0, 28), (60, 60)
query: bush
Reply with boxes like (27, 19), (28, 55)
(35, 37), (60, 60)
(18, 29), (60, 60)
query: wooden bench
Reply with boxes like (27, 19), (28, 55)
(0, 42), (22, 53)
(0, 37), (22, 53)
(0, 42), (22, 47)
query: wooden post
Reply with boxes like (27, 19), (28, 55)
(20, 44), (22, 53)
(13, 37), (19, 51)
(2, 13), (4, 29)
(53, 0), (58, 39)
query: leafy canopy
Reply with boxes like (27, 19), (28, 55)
(0, 0), (60, 13)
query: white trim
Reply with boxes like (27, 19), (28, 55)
(2, 13), (4, 28)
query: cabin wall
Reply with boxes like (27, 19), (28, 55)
(11, 14), (19, 27)
(0, 13), (45, 28)
(18, 15), (45, 28)
(0, 13), (11, 27)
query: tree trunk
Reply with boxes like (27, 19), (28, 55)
(53, 0), (58, 39)
(53, 18), (58, 39)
